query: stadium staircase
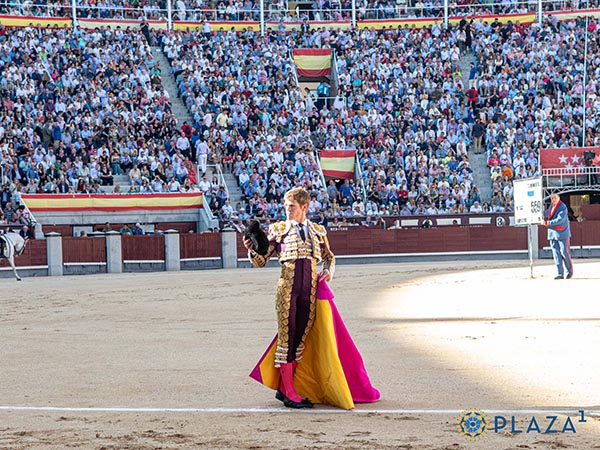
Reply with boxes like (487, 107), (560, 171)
(112, 174), (131, 192)
(152, 48), (244, 207)
(220, 172), (244, 206)
(151, 47), (195, 128)
(296, 50), (337, 116)
(460, 51), (492, 203)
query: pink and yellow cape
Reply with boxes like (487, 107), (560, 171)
(249, 280), (381, 409)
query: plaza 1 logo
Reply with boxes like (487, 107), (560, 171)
(457, 409), (587, 441)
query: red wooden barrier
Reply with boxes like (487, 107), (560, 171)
(237, 233), (249, 257)
(42, 225), (73, 236)
(6, 221), (600, 273)
(122, 235), (165, 261)
(233, 224), (529, 258)
(0, 239), (47, 267)
(328, 226), (528, 255)
(180, 232), (221, 258)
(62, 236), (107, 263)
(538, 220), (600, 248)
(581, 205), (600, 220)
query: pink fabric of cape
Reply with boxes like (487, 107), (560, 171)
(249, 279), (380, 409)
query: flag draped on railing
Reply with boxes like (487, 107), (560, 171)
(21, 193), (203, 212)
(292, 48), (332, 78)
(540, 147), (599, 172)
(320, 150), (356, 179)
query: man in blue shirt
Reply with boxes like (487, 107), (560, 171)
(543, 194), (573, 279)
(316, 82), (330, 110)
(132, 223), (145, 236)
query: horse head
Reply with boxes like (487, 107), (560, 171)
(11, 233), (28, 257)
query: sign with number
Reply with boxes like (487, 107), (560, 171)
(514, 177), (543, 226)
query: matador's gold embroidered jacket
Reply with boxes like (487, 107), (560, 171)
(248, 220), (335, 366)
(249, 220), (335, 272)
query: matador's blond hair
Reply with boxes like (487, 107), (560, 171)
(284, 187), (310, 207)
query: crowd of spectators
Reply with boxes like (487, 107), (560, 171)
(162, 14), (600, 222)
(467, 15), (599, 211)
(0, 0), (287, 22)
(0, 25), (207, 213)
(159, 27), (330, 221)
(3, 4), (600, 227)
(158, 22), (489, 222)
(330, 21), (487, 217)
(0, 1), (166, 19)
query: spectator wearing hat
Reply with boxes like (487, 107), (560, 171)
(133, 223), (145, 235)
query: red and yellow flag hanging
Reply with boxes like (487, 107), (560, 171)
(21, 193), (203, 212)
(292, 48), (332, 78)
(320, 150), (356, 179)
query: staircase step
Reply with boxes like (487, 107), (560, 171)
(459, 49), (492, 204)
(151, 47), (195, 126)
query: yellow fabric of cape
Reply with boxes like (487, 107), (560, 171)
(255, 299), (355, 410)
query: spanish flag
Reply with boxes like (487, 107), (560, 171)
(292, 48), (332, 78)
(320, 150), (356, 179)
(21, 193), (203, 212)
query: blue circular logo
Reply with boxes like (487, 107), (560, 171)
(457, 408), (489, 441)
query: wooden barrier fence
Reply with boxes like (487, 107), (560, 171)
(4, 221), (600, 277)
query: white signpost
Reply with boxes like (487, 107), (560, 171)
(513, 177), (543, 278)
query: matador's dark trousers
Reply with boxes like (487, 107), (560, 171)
(274, 258), (318, 366)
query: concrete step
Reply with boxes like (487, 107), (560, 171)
(151, 47), (195, 126)
(468, 152), (492, 202)
(460, 52), (477, 90)
(459, 50), (492, 203)
(113, 174), (129, 183)
(150, 46), (272, 211)
(222, 172), (244, 205)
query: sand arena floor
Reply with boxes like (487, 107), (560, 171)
(0, 260), (599, 449)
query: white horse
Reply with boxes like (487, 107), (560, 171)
(0, 232), (28, 281)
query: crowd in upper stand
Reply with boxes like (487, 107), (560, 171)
(158, 14), (600, 222)
(159, 21), (484, 221)
(3, 0), (595, 23)
(0, 25), (208, 226)
(1, 4), (599, 225)
(470, 14), (598, 211)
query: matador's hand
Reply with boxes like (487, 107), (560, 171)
(319, 269), (332, 282)
(242, 237), (254, 251)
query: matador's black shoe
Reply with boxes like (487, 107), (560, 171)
(275, 389), (314, 408)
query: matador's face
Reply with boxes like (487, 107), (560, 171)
(285, 198), (308, 223)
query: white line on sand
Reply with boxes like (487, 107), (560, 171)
(0, 406), (598, 415)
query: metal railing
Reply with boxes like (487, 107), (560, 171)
(542, 166), (600, 188)
(211, 163), (229, 200)
(195, 163), (222, 228)
(21, 201), (38, 227)
(203, 195), (216, 222)
(1, 0), (599, 32)
(315, 152), (329, 195)
(354, 152), (368, 205)
(289, 50), (300, 88)
(197, 162), (230, 208)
